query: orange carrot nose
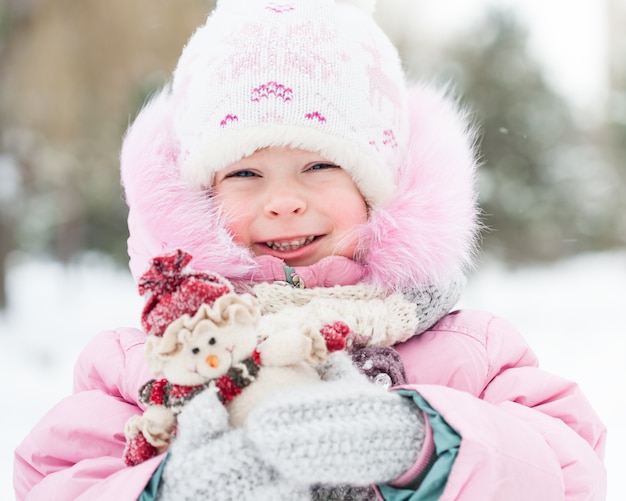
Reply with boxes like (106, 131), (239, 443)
(206, 355), (219, 368)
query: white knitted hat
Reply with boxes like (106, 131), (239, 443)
(171, 0), (408, 207)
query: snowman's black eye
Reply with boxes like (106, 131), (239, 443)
(192, 347), (200, 354)
(208, 338), (216, 345)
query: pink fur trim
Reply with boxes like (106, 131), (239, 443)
(361, 85), (480, 289)
(120, 89), (256, 280)
(120, 84), (479, 286)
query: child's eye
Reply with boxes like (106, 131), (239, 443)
(225, 169), (258, 178)
(308, 163), (339, 171)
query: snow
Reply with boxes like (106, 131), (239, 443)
(1, 251), (624, 499)
(0, 155), (22, 204)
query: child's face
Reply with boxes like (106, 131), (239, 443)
(213, 147), (367, 267)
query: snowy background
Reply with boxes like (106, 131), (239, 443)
(1, 251), (624, 499)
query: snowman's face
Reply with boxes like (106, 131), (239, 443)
(160, 318), (259, 386)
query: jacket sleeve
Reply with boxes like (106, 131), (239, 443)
(13, 329), (163, 501)
(382, 311), (606, 501)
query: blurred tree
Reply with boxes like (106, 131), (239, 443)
(393, 8), (624, 264)
(0, 0), (8, 309)
(0, 0), (31, 309)
(0, 0), (217, 310)
(606, 0), (626, 248)
(0, 0), (215, 269)
(445, 10), (621, 263)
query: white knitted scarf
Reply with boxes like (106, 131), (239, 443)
(252, 277), (464, 348)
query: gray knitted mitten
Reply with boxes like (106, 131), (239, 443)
(311, 484), (378, 500)
(156, 390), (309, 501)
(245, 377), (425, 486)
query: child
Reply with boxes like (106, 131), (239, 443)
(14, 1), (606, 500)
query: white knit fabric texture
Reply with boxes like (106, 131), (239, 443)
(246, 378), (425, 486)
(252, 279), (465, 346)
(257, 291), (420, 348)
(156, 390), (310, 500)
(171, 0), (407, 207)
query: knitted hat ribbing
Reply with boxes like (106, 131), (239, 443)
(171, 0), (408, 208)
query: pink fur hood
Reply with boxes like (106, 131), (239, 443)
(121, 83), (480, 290)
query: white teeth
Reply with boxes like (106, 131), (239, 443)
(266, 236), (315, 252)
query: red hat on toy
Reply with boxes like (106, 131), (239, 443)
(138, 249), (232, 337)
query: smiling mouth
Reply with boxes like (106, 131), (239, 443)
(265, 236), (316, 252)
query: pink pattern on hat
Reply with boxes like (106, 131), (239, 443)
(251, 81), (293, 102)
(220, 114), (239, 127)
(305, 111), (326, 123)
(266, 3), (295, 13)
(284, 24), (337, 81)
(219, 24), (266, 81)
(363, 44), (403, 117)
(382, 129), (397, 148)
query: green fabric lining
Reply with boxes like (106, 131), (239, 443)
(377, 391), (462, 501)
(283, 265), (298, 286)
(138, 453), (169, 501)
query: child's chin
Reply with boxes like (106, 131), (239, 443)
(260, 249), (320, 267)
(282, 255), (319, 267)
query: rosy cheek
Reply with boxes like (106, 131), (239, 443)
(223, 211), (256, 248)
(214, 194), (246, 241)
(224, 220), (247, 245)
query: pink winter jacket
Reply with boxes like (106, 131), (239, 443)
(14, 309), (606, 500)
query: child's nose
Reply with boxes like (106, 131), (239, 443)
(264, 185), (307, 216)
